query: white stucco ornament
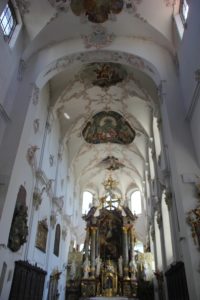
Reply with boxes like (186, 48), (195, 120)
(26, 145), (39, 169)
(82, 25), (115, 49)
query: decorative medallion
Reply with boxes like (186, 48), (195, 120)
(82, 111), (135, 144)
(99, 156), (125, 170)
(79, 62), (127, 88)
(82, 25), (115, 49)
(70, 0), (124, 23)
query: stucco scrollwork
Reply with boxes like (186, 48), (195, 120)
(33, 186), (46, 210)
(187, 185), (200, 248)
(82, 25), (115, 49)
(26, 145), (39, 170)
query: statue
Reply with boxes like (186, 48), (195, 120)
(95, 255), (101, 277)
(129, 259), (137, 280)
(83, 257), (90, 279)
(118, 256), (123, 276)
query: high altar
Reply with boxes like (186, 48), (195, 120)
(79, 176), (138, 298)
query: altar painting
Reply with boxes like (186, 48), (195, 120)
(82, 111), (135, 144)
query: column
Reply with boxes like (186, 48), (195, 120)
(122, 226), (129, 279)
(84, 228), (90, 259)
(90, 226), (97, 278)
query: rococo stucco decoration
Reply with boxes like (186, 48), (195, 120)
(26, 145), (39, 169)
(187, 187), (200, 248)
(82, 111), (135, 144)
(81, 25), (115, 49)
(100, 156), (125, 171)
(8, 185), (28, 252)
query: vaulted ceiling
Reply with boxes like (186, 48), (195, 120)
(16, 0), (178, 241)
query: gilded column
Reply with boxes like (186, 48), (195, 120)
(95, 228), (99, 258)
(122, 226), (129, 279)
(84, 227), (90, 259)
(90, 226), (97, 278)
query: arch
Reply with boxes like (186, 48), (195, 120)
(53, 224), (61, 257)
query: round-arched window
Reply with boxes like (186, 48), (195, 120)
(131, 190), (142, 215)
(82, 191), (93, 214)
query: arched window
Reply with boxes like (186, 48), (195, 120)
(134, 240), (144, 253)
(0, 1), (17, 42)
(82, 191), (93, 214)
(180, 0), (189, 24)
(53, 224), (61, 257)
(131, 191), (142, 215)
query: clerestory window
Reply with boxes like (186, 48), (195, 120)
(0, 1), (17, 42)
(131, 190), (142, 215)
(82, 191), (93, 215)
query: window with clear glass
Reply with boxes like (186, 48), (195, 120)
(0, 1), (17, 42)
(82, 191), (93, 214)
(180, 0), (189, 24)
(131, 190), (142, 215)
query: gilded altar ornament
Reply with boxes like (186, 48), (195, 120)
(103, 174), (118, 190)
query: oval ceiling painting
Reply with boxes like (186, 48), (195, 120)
(82, 111), (135, 144)
(70, 0), (124, 23)
(79, 62), (127, 88)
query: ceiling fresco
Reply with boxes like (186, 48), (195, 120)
(82, 111), (136, 145)
(70, 0), (124, 23)
(79, 62), (127, 88)
(99, 156), (125, 171)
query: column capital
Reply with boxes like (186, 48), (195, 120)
(90, 226), (97, 233)
(122, 226), (128, 232)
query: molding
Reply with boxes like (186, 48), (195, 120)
(186, 69), (200, 121)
